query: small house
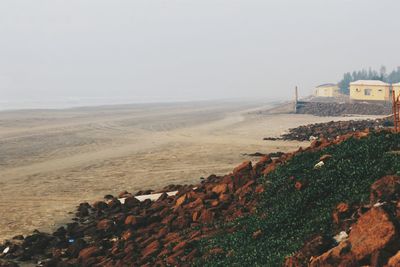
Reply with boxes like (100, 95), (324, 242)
(349, 80), (390, 101)
(314, 83), (340, 97)
(392, 82), (400, 99)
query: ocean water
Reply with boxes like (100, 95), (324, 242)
(0, 96), (278, 111)
(0, 96), (195, 111)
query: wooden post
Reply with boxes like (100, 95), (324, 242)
(294, 86), (298, 113)
(393, 88), (399, 132)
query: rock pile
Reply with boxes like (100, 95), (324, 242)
(296, 101), (392, 116)
(0, 158), (273, 266)
(285, 175), (400, 267)
(0, 130), (395, 267)
(264, 117), (393, 141)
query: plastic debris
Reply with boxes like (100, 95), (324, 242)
(314, 161), (324, 169)
(373, 202), (386, 207)
(333, 231), (348, 243)
(2, 246), (10, 254)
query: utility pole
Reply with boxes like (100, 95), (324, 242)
(294, 86), (298, 113)
(393, 87), (400, 132)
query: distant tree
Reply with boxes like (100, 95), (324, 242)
(337, 66), (400, 94)
(338, 72), (352, 94)
(380, 65), (387, 80)
(386, 66), (400, 84)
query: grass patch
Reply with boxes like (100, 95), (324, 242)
(195, 132), (400, 266)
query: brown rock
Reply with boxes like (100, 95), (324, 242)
(370, 175), (400, 203)
(78, 246), (100, 261)
(93, 201), (108, 210)
(199, 209), (215, 224)
(182, 248), (199, 262)
(121, 229), (134, 240)
(166, 255), (179, 266)
(285, 235), (333, 267)
(388, 251), (400, 267)
(172, 241), (187, 252)
(161, 214), (176, 225)
(97, 219), (113, 231)
(319, 154), (332, 162)
(219, 193), (231, 202)
(164, 232), (181, 244)
(141, 240), (160, 260)
(348, 207), (396, 261)
(210, 200), (219, 207)
(175, 194), (187, 207)
(124, 196), (141, 208)
(310, 241), (356, 267)
(370, 250), (392, 267)
(253, 156), (271, 175)
(263, 163), (277, 175)
(310, 208), (395, 267)
(192, 211), (201, 222)
(118, 190), (132, 198)
(255, 185), (265, 194)
(233, 161), (252, 175)
(212, 184), (228, 195)
(185, 198), (203, 209)
(124, 215), (143, 226)
(332, 202), (350, 225)
(166, 249), (185, 265)
(171, 215), (190, 230)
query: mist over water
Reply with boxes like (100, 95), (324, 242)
(2, 0), (400, 110)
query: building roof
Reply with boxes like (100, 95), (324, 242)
(392, 82), (400, 86)
(316, 83), (337, 88)
(349, 80), (390, 86)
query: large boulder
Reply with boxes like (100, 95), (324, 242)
(284, 235), (333, 267)
(388, 251), (400, 267)
(348, 207), (396, 261)
(310, 207), (396, 266)
(370, 175), (400, 203)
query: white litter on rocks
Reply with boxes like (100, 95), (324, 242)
(314, 161), (324, 169)
(2, 246), (10, 254)
(309, 135), (317, 141)
(373, 202), (386, 207)
(333, 231), (348, 243)
(118, 191), (178, 204)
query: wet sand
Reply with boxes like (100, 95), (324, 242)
(0, 101), (378, 241)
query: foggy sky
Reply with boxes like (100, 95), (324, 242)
(1, 0), (400, 107)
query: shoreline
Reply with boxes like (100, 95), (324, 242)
(0, 101), (383, 241)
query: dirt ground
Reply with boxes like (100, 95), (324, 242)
(0, 101), (378, 241)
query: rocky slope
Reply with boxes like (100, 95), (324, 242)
(264, 117), (393, 141)
(0, 130), (399, 267)
(296, 101), (392, 116)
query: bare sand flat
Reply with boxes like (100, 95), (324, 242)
(0, 101), (380, 241)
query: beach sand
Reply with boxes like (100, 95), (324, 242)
(0, 101), (379, 241)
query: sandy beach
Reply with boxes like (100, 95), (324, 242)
(0, 101), (379, 241)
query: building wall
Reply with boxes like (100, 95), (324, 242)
(315, 86), (339, 97)
(349, 84), (390, 101)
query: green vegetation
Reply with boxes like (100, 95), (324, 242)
(196, 132), (400, 266)
(338, 66), (400, 94)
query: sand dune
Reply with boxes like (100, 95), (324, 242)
(0, 101), (378, 241)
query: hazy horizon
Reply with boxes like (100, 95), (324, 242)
(1, 0), (400, 109)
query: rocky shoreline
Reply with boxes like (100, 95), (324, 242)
(264, 117), (393, 141)
(1, 130), (399, 267)
(296, 101), (392, 116)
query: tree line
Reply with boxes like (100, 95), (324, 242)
(338, 66), (400, 94)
